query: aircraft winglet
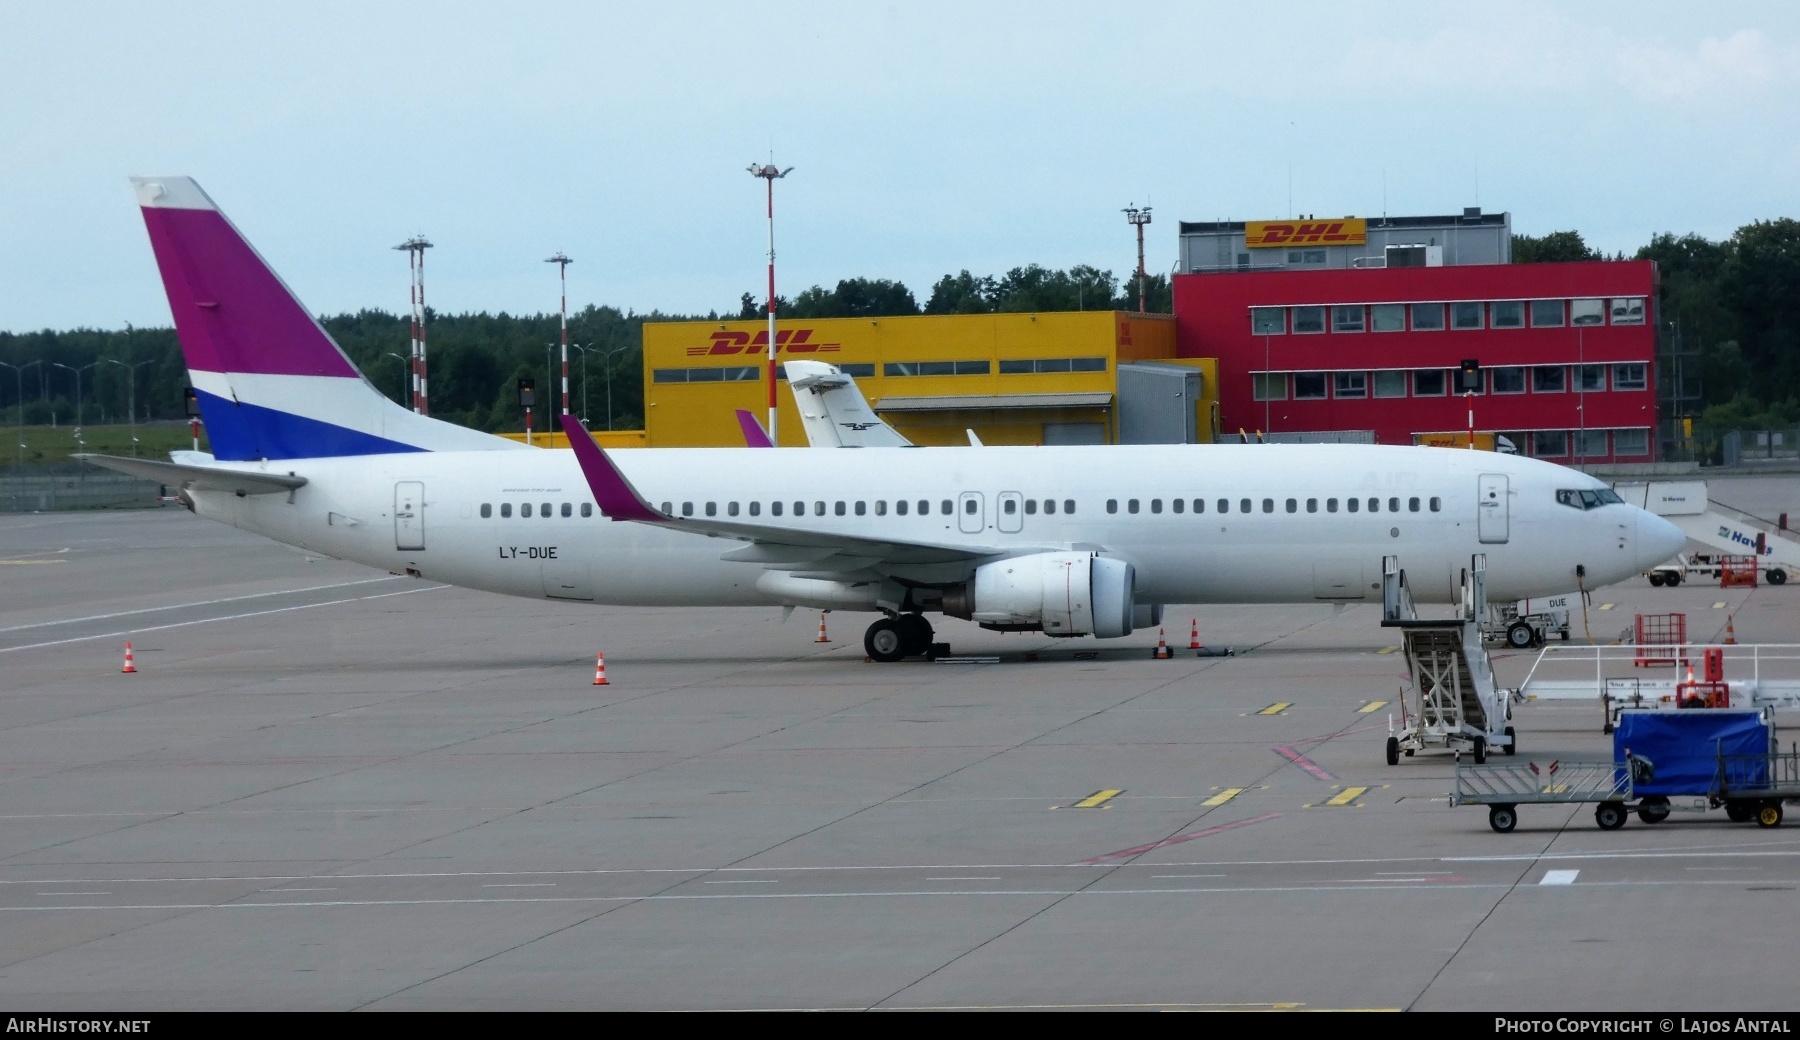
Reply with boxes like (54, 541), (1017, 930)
(560, 416), (667, 523)
(735, 409), (774, 448)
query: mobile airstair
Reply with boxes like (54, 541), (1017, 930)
(1381, 554), (1514, 766)
(1618, 481), (1800, 584)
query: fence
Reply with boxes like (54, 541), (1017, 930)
(0, 463), (168, 512)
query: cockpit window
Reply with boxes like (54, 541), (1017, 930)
(1557, 487), (1624, 510)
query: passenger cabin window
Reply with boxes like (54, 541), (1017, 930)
(874, 501), (885, 516)
(727, 502), (739, 516)
(1193, 499), (1205, 513)
(1285, 498), (1297, 513)
(941, 500), (952, 515)
(1004, 499), (1017, 515)
(1150, 499), (1162, 514)
(750, 502), (761, 516)
(1064, 500), (1075, 514)
(963, 499), (977, 514)
(1262, 498), (1274, 513)
(896, 500), (908, 515)
(771, 501), (783, 516)
(834, 501), (846, 516)
(1107, 499), (1118, 514)
(1218, 499), (1229, 513)
(1347, 498), (1359, 513)
(500, 503), (512, 518)
(522, 503), (533, 518)
(680, 502), (692, 517)
(1306, 498), (1317, 512)
(815, 501), (826, 516)
(541, 502), (551, 518)
(1388, 497), (1399, 512)
(1240, 498), (1251, 513)
(1327, 498), (1338, 512)
(1171, 499), (1183, 514)
(1408, 497), (1420, 512)
(581, 503), (593, 518)
(1128, 499), (1140, 514)
(560, 502), (571, 517)
(1430, 497), (1442, 511)
(480, 503), (492, 518)
(706, 502), (717, 516)
(855, 502), (866, 516)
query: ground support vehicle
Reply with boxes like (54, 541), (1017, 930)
(1712, 746), (1800, 827)
(1450, 759), (1641, 832)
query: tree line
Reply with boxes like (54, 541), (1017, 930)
(2, 225), (1796, 439)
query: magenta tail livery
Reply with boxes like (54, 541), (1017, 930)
(84, 177), (1687, 661)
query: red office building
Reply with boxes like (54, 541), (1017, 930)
(1173, 213), (1659, 462)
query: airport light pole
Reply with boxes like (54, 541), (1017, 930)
(0, 360), (39, 469)
(545, 253), (572, 416)
(52, 361), (97, 448)
(571, 343), (591, 424)
(381, 352), (411, 407)
(748, 161), (793, 445)
(100, 357), (155, 457)
(1123, 205), (1152, 312)
(599, 344), (629, 431)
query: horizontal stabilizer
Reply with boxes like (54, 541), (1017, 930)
(76, 454), (306, 496)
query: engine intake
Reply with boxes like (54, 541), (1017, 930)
(941, 551), (1135, 638)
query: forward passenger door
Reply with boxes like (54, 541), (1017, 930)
(958, 492), (985, 534)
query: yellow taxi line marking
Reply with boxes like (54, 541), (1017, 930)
(0, 560), (66, 565)
(1598, 603), (1615, 611)
(1071, 789), (1123, 809)
(1257, 702), (1292, 716)
(1324, 787), (1368, 807)
(1376, 645), (1398, 655)
(1358, 700), (1387, 714)
(1201, 788), (1245, 807)
(1713, 602), (1726, 609)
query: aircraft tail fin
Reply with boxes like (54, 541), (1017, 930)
(784, 360), (912, 448)
(131, 177), (523, 461)
(734, 409), (774, 447)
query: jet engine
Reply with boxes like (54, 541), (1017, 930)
(940, 552), (1135, 637)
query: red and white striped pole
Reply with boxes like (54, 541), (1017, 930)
(1466, 390), (1475, 449)
(546, 253), (573, 417)
(394, 236), (433, 415)
(748, 162), (792, 445)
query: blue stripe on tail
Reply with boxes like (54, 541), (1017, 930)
(196, 390), (426, 461)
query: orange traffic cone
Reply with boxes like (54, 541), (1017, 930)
(1723, 615), (1737, 645)
(816, 612), (830, 643)
(592, 652), (609, 686)
(1152, 628), (1172, 659)
(1188, 618), (1201, 650)
(121, 642), (136, 674)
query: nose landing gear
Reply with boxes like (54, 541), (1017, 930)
(864, 613), (936, 662)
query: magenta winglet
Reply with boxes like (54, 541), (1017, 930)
(560, 415), (666, 523)
(735, 409), (774, 448)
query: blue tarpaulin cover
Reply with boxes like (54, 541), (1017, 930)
(1613, 710), (1771, 797)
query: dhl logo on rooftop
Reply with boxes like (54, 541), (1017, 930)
(686, 328), (842, 356)
(1244, 218), (1367, 248)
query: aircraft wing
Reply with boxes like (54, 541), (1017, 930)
(560, 416), (1020, 570)
(76, 453), (307, 495)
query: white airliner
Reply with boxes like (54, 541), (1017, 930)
(83, 177), (1686, 662)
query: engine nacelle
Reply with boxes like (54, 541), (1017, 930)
(941, 552), (1135, 638)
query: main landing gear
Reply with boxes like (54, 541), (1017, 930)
(864, 613), (936, 663)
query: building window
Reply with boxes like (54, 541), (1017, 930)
(1575, 429), (1609, 457)
(1373, 371), (1407, 398)
(1333, 372), (1367, 398)
(1451, 302), (1484, 330)
(1251, 307), (1285, 335)
(1491, 301), (1524, 328)
(1532, 366), (1566, 393)
(884, 360), (990, 377)
(1530, 299), (1565, 327)
(1293, 372), (1327, 399)
(1613, 363), (1647, 390)
(1291, 306), (1326, 334)
(1610, 298), (1646, 325)
(1614, 428), (1650, 455)
(1371, 304), (1405, 332)
(652, 366), (760, 383)
(1410, 303), (1445, 331)
(1571, 298), (1606, 326)
(1332, 306), (1364, 333)
(999, 357), (1107, 374)
(1534, 430), (1570, 457)
(1252, 373), (1286, 400)
(1286, 248), (1326, 265)
(1577, 364), (1607, 392)
(1412, 369), (1447, 397)
(1491, 367), (1526, 394)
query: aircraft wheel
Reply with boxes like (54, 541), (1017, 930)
(1769, 568), (1788, 586)
(896, 613), (934, 657)
(1385, 736), (1399, 766)
(1594, 802), (1627, 830)
(1758, 802), (1784, 828)
(1488, 805), (1517, 833)
(1505, 621), (1536, 649)
(864, 618), (907, 663)
(1503, 725), (1517, 756)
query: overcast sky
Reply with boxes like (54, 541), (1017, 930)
(2, 1), (1796, 333)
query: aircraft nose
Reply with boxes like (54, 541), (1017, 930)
(1636, 511), (1687, 570)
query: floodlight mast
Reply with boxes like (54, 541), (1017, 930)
(748, 162), (792, 445)
(545, 253), (573, 416)
(393, 236), (433, 414)
(1123, 205), (1153, 313)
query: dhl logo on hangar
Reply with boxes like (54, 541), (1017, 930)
(1244, 218), (1367, 248)
(686, 328), (842, 356)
